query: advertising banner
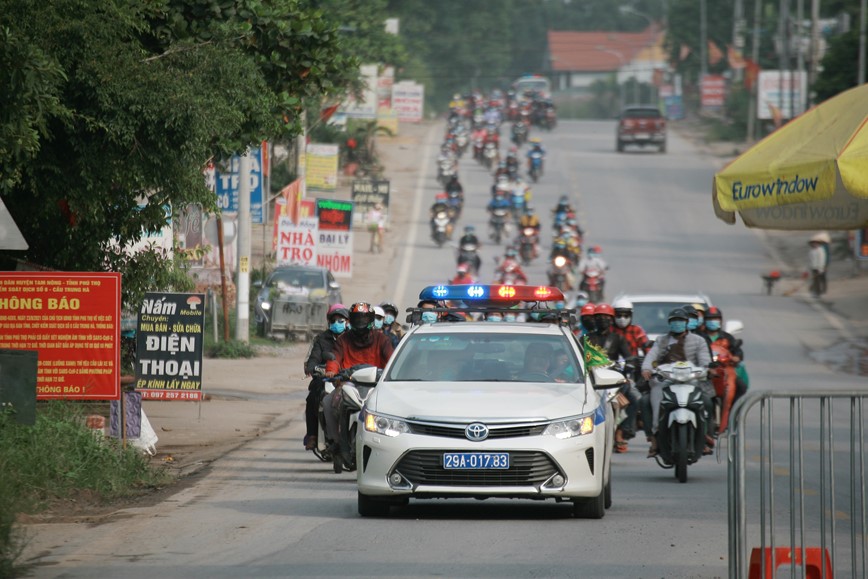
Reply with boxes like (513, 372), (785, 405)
(700, 75), (726, 109)
(340, 64), (378, 120)
(351, 180), (391, 228)
(0, 272), (122, 400)
(757, 70), (808, 120)
(315, 199), (354, 278)
(215, 146), (265, 223)
(305, 143), (340, 192)
(392, 81), (424, 122)
(135, 292), (206, 401)
(276, 215), (319, 266)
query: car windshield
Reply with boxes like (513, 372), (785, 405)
(622, 108), (662, 119)
(268, 270), (324, 290)
(631, 301), (706, 336)
(385, 332), (583, 383)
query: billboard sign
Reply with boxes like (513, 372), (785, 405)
(315, 199), (353, 278)
(215, 147), (264, 223)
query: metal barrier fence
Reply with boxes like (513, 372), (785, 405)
(266, 297), (329, 341)
(727, 391), (867, 578)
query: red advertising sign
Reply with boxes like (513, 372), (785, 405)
(701, 75), (726, 108)
(0, 272), (122, 400)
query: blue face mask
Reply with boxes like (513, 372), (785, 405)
(374, 319), (384, 330)
(384, 314), (395, 326)
(503, 314), (516, 322)
(329, 321), (346, 334)
(669, 320), (687, 334)
(705, 319), (722, 331)
(421, 311), (438, 324)
(487, 316), (502, 322)
(687, 318), (699, 331)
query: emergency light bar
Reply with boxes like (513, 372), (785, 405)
(419, 284), (565, 302)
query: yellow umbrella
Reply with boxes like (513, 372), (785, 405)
(713, 84), (868, 230)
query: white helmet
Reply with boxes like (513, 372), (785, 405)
(373, 305), (386, 318)
(612, 297), (633, 312)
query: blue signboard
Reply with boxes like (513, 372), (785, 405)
(664, 95), (684, 120)
(215, 149), (264, 224)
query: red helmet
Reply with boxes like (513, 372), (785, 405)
(706, 306), (723, 319)
(435, 192), (448, 201)
(349, 302), (375, 331)
(594, 303), (615, 317)
(580, 303), (596, 317)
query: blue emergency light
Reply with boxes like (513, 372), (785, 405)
(419, 284), (564, 303)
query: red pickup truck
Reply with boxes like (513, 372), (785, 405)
(616, 106), (667, 153)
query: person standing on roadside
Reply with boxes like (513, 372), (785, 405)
(302, 304), (349, 451)
(366, 203), (386, 254)
(808, 233), (830, 297)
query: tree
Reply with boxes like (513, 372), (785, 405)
(0, 0), (355, 309)
(813, 28), (868, 101)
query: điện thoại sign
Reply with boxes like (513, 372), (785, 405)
(0, 272), (122, 400)
(135, 292), (205, 401)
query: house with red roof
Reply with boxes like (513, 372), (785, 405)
(546, 26), (668, 93)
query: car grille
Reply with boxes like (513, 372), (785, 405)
(408, 421), (548, 440)
(394, 450), (559, 487)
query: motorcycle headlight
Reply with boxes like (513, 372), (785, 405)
(554, 256), (567, 268)
(672, 365), (692, 382)
(543, 415), (594, 439)
(260, 301), (271, 311)
(363, 410), (410, 437)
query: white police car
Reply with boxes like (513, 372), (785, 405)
(356, 284), (625, 518)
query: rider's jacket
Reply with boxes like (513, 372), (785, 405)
(458, 234), (479, 247)
(702, 330), (744, 360)
(612, 324), (649, 357)
(430, 202), (449, 217)
(519, 214), (540, 230)
(641, 332), (711, 374)
(326, 330), (394, 374)
(305, 329), (339, 377)
(488, 196), (511, 213)
(589, 329), (632, 362)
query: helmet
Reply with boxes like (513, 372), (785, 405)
(668, 308), (689, 322)
(435, 192), (448, 201)
(530, 137), (541, 144)
(558, 195), (569, 204)
(612, 297), (633, 312)
(456, 263), (469, 274)
(575, 290), (590, 305)
(526, 206), (535, 215)
(327, 303), (349, 321)
(349, 302), (375, 331)
(589, 245), (602, 254)
(379, 301), (399, 316)
(464, 225), (475, 233)
(594, 303), (615, 317)
(692, 302), (707, 314)
(682, 305), (698, 318)
(580, 303), (596, 316)
(505, 247), (517, 258)
(373, 305), (385, 319)
(705, 306), (723, 319)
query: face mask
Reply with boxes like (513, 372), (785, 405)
(488, 315), (503, 322)
(687, 318), (699, 331)
(669, 320), (687, 334)
(697, 315), (704, 325)
(384, 314), (395, 326)
(705, 319), (722, 331)
(503, 314), (516, 322)
(581, 317), (596, 333)
(374, 318), (384, 329)
(329, 321), (346, 334)
(421, 311), (438, 324)
(615, 315), (630, 329)
(576, 298), (588, 307)
(530, 312), (543, 321)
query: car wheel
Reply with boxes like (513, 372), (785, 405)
(659, 140), (667, 153)
(358, 492), (391, 517)
(604, 470), (612, 509)
(616, 140), (624, 153)
(573, 489), (605, 519)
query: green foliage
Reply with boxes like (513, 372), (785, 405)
(206, 338), (257, 359)
(814, 29), (867, 102)
(0, 402), (171, 573)
(664, 0), (736, 84)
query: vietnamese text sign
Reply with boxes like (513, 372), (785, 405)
(135, 292), (205, 401)
(757, 70), (807, 120)
(316, 199), (353, 278)
(392, 81), (424, 122)
(700, 75), (726, 109)
(351, 180), (391, 228)
(0, 272), (121, 400)
(277, 216), (319, 266)
(215, 147), (264, 223)
(305, 143), (339, 192)
(340, 64), (378, 120)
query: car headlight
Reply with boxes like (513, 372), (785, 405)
(260, 301), (271, 311)
(543, 415), (594, 439)
(363, 410), (410, 437)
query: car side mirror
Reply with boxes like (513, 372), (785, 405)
(591, 366), (628, 389)
(350, 366), (379, 385)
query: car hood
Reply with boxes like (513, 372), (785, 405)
(370, 382), (596, 422)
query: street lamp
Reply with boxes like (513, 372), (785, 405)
(595, 45), (628, 108)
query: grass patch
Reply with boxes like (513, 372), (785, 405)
(0, 402), (172, 575)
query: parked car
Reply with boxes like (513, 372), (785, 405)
(254, 265), (342, 340)
(616, 106), (667, 153)
(612, 292), (712, 343)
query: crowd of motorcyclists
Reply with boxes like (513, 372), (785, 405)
(300, 86), (746, 479)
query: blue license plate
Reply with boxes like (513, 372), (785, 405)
(443, 452), (509, 469)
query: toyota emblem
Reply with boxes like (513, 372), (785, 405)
(465, 422), (489, 441)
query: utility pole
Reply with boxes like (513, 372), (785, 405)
(809, 0), (820, 107)
(235, 151), (251, 343)
(746, 0), (763, 141)
(700, 0), (708, 79)
(779, 0), (789, 118)
(860, 0), (867, 85)
(732, 0), (746, 82)
(796, 0), (806, 115)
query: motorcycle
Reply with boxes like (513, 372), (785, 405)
(518, 227), (537, 265)
(431, 210), (452, 247)
(446, 189), (463, 220)
(438, 157), (456, 186)
(652, 361), (710, 483)
(510, 189), (527, 223)
(709, 340), (739, 435)
(547, 255), (572, 292)
(483, 141), (499, 170)
(511, 122), (528, 146)
(528, 151), (543, 182)
(457, 242), (482, 275)
(580, 269), (604, 303)
(473, 137), (484, 162)
(489, 207), (510, 245)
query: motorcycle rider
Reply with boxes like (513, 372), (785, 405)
(574, 290), (590, 310)
(574, 302), (597, 338)
(505, 147), (521, 175)
(495, 247), (528, 285)
(451, 263), (476, 285)
(429, 195), (451, 239)
(589, 303), (638, 453)
(701, 306), (747, 402)
(487, 190), (512, 238)
(640, 308), (712, 458)
(445, 174), (464, 203)
(526, 137), (546, 175)
(378, 301), (404, 348)
(323, 303), (395, 466)
(302, 304), (349, 451)
(611, 298), (650, 358)
(458, 224), (479, 248)
(518, 206), (541, 257)
(578, 245), (608, 296)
